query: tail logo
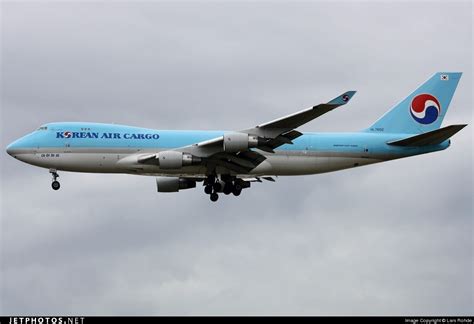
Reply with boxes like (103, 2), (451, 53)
(410, 94), (441, 124)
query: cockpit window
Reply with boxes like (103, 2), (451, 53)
(37, 126), (48, 131)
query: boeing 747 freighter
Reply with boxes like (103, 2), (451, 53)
(6, 72), (467, 201)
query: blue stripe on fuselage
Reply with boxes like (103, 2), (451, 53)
(10, 122), (449, 156)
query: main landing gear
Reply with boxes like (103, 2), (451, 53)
(203, 175), (245, 202)
(210, 192), (219, 202)
(50, 169), (60, 190)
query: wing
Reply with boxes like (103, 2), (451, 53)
(243, 90), (356, 139)
(140, 91), (356, 174)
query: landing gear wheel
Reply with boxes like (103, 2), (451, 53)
(223, 182), (233, 195)
(207, 175), (216, 185)
(213, 182), (222, 192)
(49, 169), (60, 190)
(49, 169), (61, 191)
(51, 181), (60, 191)
(232, 183), (242, 196)
(204, 185), (213, 195)
(210, 192), (219, 202)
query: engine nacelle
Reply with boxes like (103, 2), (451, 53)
(223, 132), (259, 153)
(156, 177), (196, 192)
(156, 151), (201, 169)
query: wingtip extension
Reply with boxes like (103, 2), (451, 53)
(327, 90), (357, 105)
(344, 90), (357, 100)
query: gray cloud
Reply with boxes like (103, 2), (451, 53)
(1, 1), (472, 315)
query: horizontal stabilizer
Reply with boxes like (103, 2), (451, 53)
(387, 124), (467, 147)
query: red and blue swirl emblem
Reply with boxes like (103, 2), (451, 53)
(410, 94), (441, 125)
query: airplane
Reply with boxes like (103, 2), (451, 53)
(6, 72), (467, 202)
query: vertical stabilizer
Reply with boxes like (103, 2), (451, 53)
(366, 72), (462, 134)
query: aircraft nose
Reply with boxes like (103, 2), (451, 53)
(6, 140), (20, 156)
(6, 142), (15, 156)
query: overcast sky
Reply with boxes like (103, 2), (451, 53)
(1, 1), (472, 315)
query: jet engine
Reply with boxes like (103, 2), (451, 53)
(156, 151), (201, 169)
(156, 177), (196, 192)
(223, 132), (259, 153)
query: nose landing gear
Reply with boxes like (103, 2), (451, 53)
(50, 169), (60, 190)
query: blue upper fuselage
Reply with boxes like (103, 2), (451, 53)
(6, 122), (449, 157)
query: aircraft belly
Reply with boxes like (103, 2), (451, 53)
(252, 153), (325, 176)
(252, 153), (381, 175)
(19, 152), (122, 173)
(320, 157), (380, 172)
(56, 153), (121, 172)
(18, 149), (382, 176)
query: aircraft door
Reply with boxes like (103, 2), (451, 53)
(362, 144), (370, 157)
